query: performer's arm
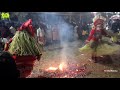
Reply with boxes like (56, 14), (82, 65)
(85, 29), (94, 44)
(87, 29), (94, 41)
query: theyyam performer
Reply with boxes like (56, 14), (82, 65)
(79, 14), (120, 63)
(4, 19), (42, 78)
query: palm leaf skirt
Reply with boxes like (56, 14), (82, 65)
(79, 38), (120, 56)
(8, 30), (42, 56)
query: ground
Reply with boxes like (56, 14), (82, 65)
(30, 40), (120, 78)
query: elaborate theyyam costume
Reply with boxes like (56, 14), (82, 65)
(79, 14), (120, 62)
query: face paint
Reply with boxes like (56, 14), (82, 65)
(96, 24), (103, 30)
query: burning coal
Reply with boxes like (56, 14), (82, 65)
(59, 62), (67, 71)
(46, 62), (68, 72)
(41, 63), (90, 78)
(46, 67), (58, 71)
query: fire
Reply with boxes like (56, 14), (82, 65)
(63, 75), (68, 78)
(58, 62), (67, 71)
(46, 67), (58, 71)
(46, 62), (67, 71)
(59, 63), (64, 71)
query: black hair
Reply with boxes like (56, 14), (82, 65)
(0, 51), (20, 78)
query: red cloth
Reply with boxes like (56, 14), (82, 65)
(94, 19), (104, 26)
(87, 29), (107, 41)
(19, 19), (35, 37)
(9, 38), (13, 44)
(13, 55), (36, 78)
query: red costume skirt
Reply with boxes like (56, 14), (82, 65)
(13, 55), (36, 78)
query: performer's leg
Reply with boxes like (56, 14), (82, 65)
(91, 53), (95, 60)
(94, 43), (99, 63)
(92, 51), (97, 63)
(91, 43), (98, 63)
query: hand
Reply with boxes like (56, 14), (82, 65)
(36, 54), (42, 61)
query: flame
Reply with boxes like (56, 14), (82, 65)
(63, 75), (68, 78)
(59, 63), (64, 71)
(46, 67), (58, 71)
(46, 62), (67, 71)
(58, 62), (67, 71)
(76, 69), (78, 71)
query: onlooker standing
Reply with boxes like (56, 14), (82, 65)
(0, 51), (20, 78)
(52, 24), (60, 48)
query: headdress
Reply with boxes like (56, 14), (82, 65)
(93, 14), (106, 26)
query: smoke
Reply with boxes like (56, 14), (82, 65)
(38, 12), (76, 43)
(38, 12), (77, 64)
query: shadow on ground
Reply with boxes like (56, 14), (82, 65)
(96, 55), (120, 67)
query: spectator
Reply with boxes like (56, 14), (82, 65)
(52, 24), (60, 48)
(81, 22), (89, 40)
(0, 51), (20, 78)
(46, 24), (53, 50)
(9, 26), (16, 35)
(76, 25), (82, 40)
(10, 15), (18, 22)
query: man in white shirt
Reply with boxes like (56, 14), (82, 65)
(37, 26), (45, 51)
(37, 27), (43, 44)
(9, 26), (16, 35)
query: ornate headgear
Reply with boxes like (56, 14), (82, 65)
(93, 14), (106, 26)
(19, 19), (35, 37)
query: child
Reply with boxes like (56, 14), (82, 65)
(79, 15), (120, 63)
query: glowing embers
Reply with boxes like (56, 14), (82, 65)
(44, 63), (89, 78)
(59, 62), (67, 71)
(46, 62), (67, 72)
(46, 67), (58, 71)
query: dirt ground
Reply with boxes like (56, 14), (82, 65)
(30, 40), (120, 78)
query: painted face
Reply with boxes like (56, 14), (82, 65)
(96, 24), (103, 30)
